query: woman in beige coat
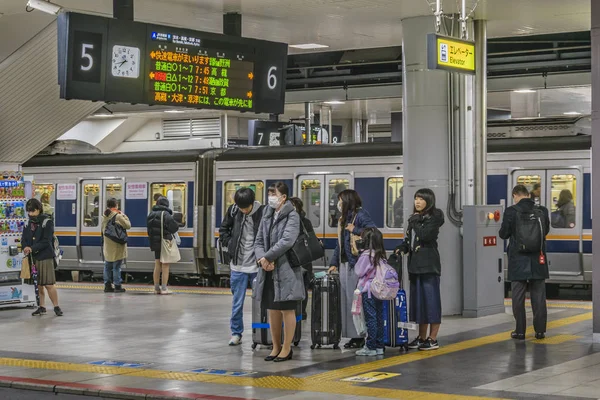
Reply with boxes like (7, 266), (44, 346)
(102, 198), (131, 293)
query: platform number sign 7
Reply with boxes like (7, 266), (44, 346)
(72, 30), (103, 83)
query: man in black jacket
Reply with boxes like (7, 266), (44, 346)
(219, 188), (265, 346)
(499, 185), (550, 340)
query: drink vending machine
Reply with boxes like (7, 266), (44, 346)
(0, 172), (35, 308)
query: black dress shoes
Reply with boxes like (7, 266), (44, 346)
(511, 331), (525, 340)
(274, 349), (293, 362)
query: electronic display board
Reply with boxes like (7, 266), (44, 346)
(57, 12), (287, 114)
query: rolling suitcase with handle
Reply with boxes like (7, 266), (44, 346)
(310, 273), (342, 350)
(382, 253), (410, 351)
(251, 278), (302, 349)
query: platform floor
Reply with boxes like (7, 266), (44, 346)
(0, 283), (597, 400)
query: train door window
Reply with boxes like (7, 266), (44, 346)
(550, 173), (578, 229)
(82, 181), (101, 228)
(33, 184), (55, 218)
(514, 173), (543, 206)
(386, 177), (404, 228)
(104, 182), (124, 211)
(327, 178), (350, 228)
(150, 183), (188, 227)
(299, 178), (322, 229)
(223, 181), (265, 213)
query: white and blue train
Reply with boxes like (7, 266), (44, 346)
(22, 123), (591, 295)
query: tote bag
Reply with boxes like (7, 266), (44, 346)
(160, 212), (181, 264)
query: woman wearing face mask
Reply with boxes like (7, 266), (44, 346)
(395, 188), (445, 351)
(254, 182), (303, 362)
(328, 189), (376, 349)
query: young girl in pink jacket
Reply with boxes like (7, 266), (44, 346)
(353, 228), (386, 356)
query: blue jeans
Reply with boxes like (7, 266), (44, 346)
(230, 270), (257, 337)
(363, 295), (384, 350)
(104, 260), (123, 286)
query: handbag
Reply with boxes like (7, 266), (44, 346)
(104, 214), (128, 244)
(349, 214), (361, 256)
(351, 289), (367, 337)
(160, 211), (181, 264)
(20, 256), (31, 280)
(287, 218), (324, 268)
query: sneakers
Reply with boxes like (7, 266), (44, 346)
(155, 285), (161, 294)
(54, 306), (63, 317)
(407, 336), (424, 349)
(104, 283), (114, 293)
(355, 347), (378, 356)
(376, 348), (384, 355)
(31, 307), (46, 316)
(418, 337), (439, 351)
(229, 335), (242, 346)
(114, 285), (126, 293)
(160, 288), (172, 295)
(511, 331), (526, 340)
(535, 332), (546, 340)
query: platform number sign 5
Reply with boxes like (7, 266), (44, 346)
(72, 30), (103, 83)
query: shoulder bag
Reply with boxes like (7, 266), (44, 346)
(349, 214), (361, 256)
(104, 214), (128, 245)
(160, 212), (181, 264)
(286, 218), (324, 268)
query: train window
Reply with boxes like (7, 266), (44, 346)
(516, 175), (542, 205)
(328, 179), (349, 228)
(82, 183), (101, 227)
(223, 181), (265, 213)
(300, 179), (322, 229)
(550, 174), (577, 229)
(104, 183), (123, 210)
(33, 184), (55, 218)
(150, 183), (187, 227)
(387, 177), (404, 228)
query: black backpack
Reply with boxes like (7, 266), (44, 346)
(104, 215), (128, 245)
(513, 204), (545, 253)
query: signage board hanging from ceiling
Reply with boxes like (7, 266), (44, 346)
(427, 34), (475, 74)
(57, 12), (288, 114)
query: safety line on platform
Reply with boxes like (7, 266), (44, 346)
(54, 284), (239, 296)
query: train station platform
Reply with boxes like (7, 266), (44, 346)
(0, 283), (596, 400)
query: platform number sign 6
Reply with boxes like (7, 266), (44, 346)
(72, 31), (103, 83)
(267, 66), (277, 90)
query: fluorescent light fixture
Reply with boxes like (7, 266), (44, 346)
(324, 101), (345, 105)
(27, 0), (63, 15)
(513, 89), (536, 93)
(289, 43), (329, 50)
(164, 110), (185, 113)
(564, 111), (582, 115)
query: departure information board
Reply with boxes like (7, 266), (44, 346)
(57, 13), (287, 114)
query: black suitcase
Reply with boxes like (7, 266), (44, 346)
(310, 274), (342, 349)
(251, 278), (302, 349)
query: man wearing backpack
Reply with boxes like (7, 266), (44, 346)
(102, 198), (131, 293)
(219, 188), (265, 346)
(500, 185), (550, 340)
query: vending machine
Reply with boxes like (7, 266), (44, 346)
(0, 172), (35, 308)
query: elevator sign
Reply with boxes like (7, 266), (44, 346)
(427, 34), (475, 74)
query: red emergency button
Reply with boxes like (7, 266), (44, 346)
(494, 210), (501, 222)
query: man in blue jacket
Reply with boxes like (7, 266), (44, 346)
(219, 188), (265, 346)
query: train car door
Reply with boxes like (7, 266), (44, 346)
(296, 174), (352, 270)
(79, 179), (125, 265)
(510, 168), (583, 279)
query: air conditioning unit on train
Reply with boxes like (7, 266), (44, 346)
(487, 116), (591, 139)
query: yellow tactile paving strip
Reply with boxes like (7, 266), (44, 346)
(0, 311), (592, 400)
(55, 284), (236, 296)
(504, 299), (592, 310)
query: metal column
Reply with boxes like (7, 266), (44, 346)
(591, 0), (600, 341)
(402, 15), (463, 315)
(474, 20), (487, 205)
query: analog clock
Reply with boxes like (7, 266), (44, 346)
(111, 45), (140, 78)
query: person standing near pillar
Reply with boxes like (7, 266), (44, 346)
(499, 185), (550, 340)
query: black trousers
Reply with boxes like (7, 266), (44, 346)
(511, 280), (548, 334)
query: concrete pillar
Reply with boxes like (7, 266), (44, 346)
(402, 15), (463, 315)
(591, 0), (600, 341)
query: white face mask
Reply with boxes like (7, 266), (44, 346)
(337, 201), (343, 213)
(268, 196), (281, 209)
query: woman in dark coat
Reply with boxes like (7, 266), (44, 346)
(328, 189), (376, 349)
(22, 199), (63, 317)
(147, 196), (179, 294)
(289, 197), (315, 320)
(396, 188), (444, 351)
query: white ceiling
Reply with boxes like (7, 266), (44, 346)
(0, 0), (591, 58)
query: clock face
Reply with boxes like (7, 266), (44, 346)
(111, 45), (140, 79)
